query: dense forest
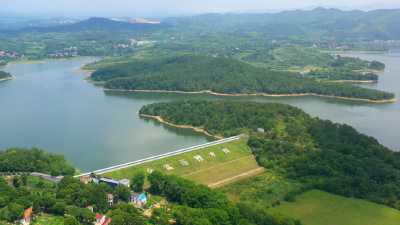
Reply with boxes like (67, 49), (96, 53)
(0, 147), (75, 176)
(307, 69), (379, 81)
(139, 100), (400, 210)
(0, 71), (11, 79)
(97, 55), (394, 101)
(0, 173), (301, 225)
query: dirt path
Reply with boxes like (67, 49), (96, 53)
(181, 155), (255, 177)
(208, 167), (264, 187)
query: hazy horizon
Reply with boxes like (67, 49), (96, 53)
(2, 0), (400, 20)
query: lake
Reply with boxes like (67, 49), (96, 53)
(1, 49), (399, 172)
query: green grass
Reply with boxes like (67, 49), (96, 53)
(31, 215), (65, 225)
(27, 176), (57, 193)
(103, 138), (252, 186)
(268, 189), (400, 225)
(183, 155), (261, 186)
(218, 171), (302, 207)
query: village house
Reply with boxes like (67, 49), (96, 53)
(87, 205), (93, 212)
(95, 214), (105, 223)
(129, 191), (147, 206)
(80, 177), (90, 183)
(14, 206), (33, 224)
(107, 194), (114, 207)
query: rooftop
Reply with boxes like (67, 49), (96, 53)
(95, 214), (105, 220)
(130, 191), (141, 197)
(139, 194), (147, 199)
(15, 206), (32, 222)
(102, 218), (112, 225)
(80, 177), (90, 183)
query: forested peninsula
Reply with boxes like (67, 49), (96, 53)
(92, 55), (395, 102)
(139, 100), (400, 210)
(0, 147), (76, 176)
(0, 71), (13, 81)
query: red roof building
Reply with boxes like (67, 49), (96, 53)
(102, 218), (112, 225)
(14, 206), (33, 224)
(95, 214), (105, 223)
(80, 177), (90, 183)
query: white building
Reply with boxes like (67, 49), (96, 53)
(129, 191), (147, 206)
(107, 194), (114, 207)
(95, 214), (105, 223)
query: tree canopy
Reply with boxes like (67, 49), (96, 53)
(97, 55), (394, 101)
(0, 147), (75, 175)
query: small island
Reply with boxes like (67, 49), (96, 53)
(91, 55), (395, 102)
(0, 71), (13, 81)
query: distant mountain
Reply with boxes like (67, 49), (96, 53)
(0, 17), (171, 34)
(111, 17), (160, 24)
(166, 8), (400, 41)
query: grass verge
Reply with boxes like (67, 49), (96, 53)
(268, 189), (400, 225)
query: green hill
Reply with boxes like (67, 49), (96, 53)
(139, 99), (400, 211)
(166, 8), (400, 41)
(0, 71), (12, 80)
(94, 55), (394, 101)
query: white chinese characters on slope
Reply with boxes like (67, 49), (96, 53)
(179, 159), (189, 165)
(147, 168), (154, 173)
(164, 164), (174, 170)
(194, 155), (204, 161)
(222, 148), (230, 153)
(209, 152), (217, 157)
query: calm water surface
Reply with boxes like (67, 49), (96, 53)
(0, 49), (399, 171)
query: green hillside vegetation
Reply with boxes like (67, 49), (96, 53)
(308, 69), (378, 81)
(2, 8), (397, 66)
(0, 173), (302, 225)
(0, 71), (11, 79)
(240, 44), (385, 72)
(95, 55), (394, 101)
(139, 100), (400, 211)
(0, 147), (75, 176)
(268, 190), (400, 225)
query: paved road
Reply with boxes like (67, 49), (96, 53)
(75, 135), (248, 178)
(1, 172), (63, 183)
(30, 172), (63, 183)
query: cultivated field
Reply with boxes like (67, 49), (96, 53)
(102, 138), (261, 186)
(268, 189), (400, 225)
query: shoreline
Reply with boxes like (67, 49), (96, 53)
(335, 80), (378, 83)
(2, 56), (96, 68)
(0, 76), (15, 82)
(138, 113), (224, 139)
(83, 75), (105, 84)
(102, 89), (396, 103)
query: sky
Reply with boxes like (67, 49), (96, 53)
(2, 0), (400, 18)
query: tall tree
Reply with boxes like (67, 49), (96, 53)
(131, 171), (145, 192)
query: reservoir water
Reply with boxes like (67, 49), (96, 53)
(1, 48), (399, 172)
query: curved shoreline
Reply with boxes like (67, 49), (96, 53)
(83, 75), (105, 84)
(102, 89), (396, 103)
(335, 80), (378, 83)
(138, 113), (224, 139)
(0, 76), (15, 82)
